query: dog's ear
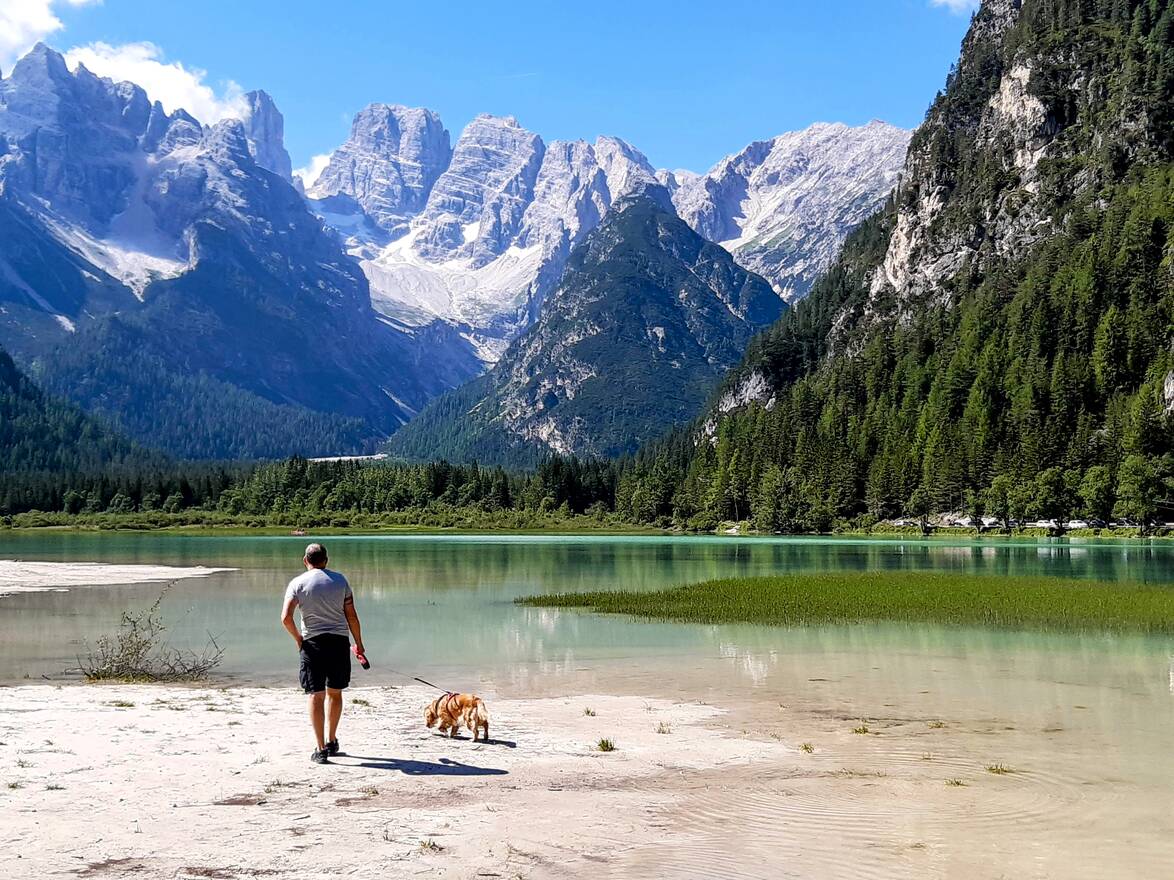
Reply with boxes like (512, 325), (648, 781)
(424, 705), (437, 727)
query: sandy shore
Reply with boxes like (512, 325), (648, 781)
(0, 561), (235, 596)
(4, 679), (1173, 879)
(1, 684), (784, 879)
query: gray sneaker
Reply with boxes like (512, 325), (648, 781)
(326, 739), (340, 756)
(311, 748), (329, 765)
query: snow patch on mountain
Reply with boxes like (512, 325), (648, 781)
(307, 107), (913, 364)
(0, 44), (198, 300)
(41, 213), (187, 297)
(359, 223), (545, 357)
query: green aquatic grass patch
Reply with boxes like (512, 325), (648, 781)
(518, 572), (1174, 634)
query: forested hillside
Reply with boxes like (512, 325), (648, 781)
(33, 324), (374, 461)
(0, 345), (142, 476)
(0, 344), (248, 516)
(614, 0), (1174, 532)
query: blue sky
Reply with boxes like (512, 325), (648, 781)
(10, 0), (976, 175)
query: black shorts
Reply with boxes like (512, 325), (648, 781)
(299, 633), (351, 693)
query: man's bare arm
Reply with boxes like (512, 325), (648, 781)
(280, 595), (302, 649)
(343, 595), (364, 655)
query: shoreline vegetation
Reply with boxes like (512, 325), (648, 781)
(519, 572), (1174, 634)
(2, 456), (1171, 539)
(2, 509), (1173, 541)
(1, 507), (1172, 540)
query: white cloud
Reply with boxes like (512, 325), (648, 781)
(0, 0), (99, 70)
(294, 153), (332, 189)
(64, 41), (248, 124)
(930, 0), (979, 13)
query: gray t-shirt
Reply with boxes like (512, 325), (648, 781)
(284, 568), (352, 638)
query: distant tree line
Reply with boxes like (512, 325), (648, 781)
(214, 456), (616, 519)
(1, 466), (242, 519)
(0, 455), (618, 524)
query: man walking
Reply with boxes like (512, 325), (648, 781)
(280, 543), (365, 764)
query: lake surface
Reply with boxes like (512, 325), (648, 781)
(3, 532), (1173, 877)
(1, 531), (1172, 686)
(0, 530), (1169, 689)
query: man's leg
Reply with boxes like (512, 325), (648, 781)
(326, 688), (343, 744)
(308, 691), (327, 750)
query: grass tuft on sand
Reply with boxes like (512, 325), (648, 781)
(519, 572), (1174, 633)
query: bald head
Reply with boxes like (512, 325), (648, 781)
(304, 543), (328, 568)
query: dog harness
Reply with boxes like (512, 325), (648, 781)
(432, 692), (459, 717)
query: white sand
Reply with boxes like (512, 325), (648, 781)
(0, 561), (236, 596)
(4, 681), (1171, 878)
(1, 684), (785, 879)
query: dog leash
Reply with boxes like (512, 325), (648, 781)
(352, 650), (456, 693)
(382, 666), (452, 693)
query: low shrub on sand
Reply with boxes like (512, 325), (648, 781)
(79, 586), (223, 683)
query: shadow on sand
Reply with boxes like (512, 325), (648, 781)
(429, 733), (518, 749)
(336, 755), (508, 776)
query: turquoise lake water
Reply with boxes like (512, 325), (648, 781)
(1, 532), (1171, 689)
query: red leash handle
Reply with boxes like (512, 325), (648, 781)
(352, 645), (370, 669)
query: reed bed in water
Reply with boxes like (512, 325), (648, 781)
(518, 572), (1174, 633)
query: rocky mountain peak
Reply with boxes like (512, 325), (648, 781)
(593, 136), (662, 203)
(865, 0), (1153, 319)
(0, 43), (484, 458)
(0, 45), (155, 226)
(474, 113), (521, 127)
(142, 102), (201, 154)
(413, 113), (545, 263)
(513, 138), (609, 252)
(201, 118), (254, 164)
(326, 122), (680, 358)
(308, 102), (451, 237)
(609, 178), (675, 215)
(9, 42), (72, 87)
(242, 89), (293, 181)
(974, 0), (1024, 41)
(306, 104), (908, 366)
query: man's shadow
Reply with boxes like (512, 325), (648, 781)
(336, 755), (508, 776)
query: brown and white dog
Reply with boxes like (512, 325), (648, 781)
(424, 692), (490, 742)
